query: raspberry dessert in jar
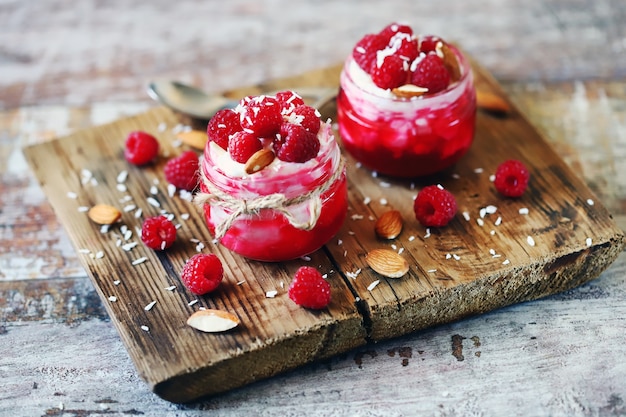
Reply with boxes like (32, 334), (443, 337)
(337, 23), (477, 178)
(196, 91), (348, 262)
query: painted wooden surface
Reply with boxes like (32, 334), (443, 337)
(2, 0), (626, 415)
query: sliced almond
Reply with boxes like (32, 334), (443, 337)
(244, 148), (275, 174)
(187, 309), (240, 333)
(365, 248), (409, 278)
(476, 90), (511, 115)
(392, 84), (429, 99)
(375, 210), (403, 240)
(87, 204), (122, 225)
(438, 42), (462, 82)
(177, 130), (208, 150)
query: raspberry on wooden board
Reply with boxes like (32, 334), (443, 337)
(494, 159), (530, 197)
(288, 266), (331, 309)
(180, 253), (224, 295)
(124, 131), (159, 165)
(164, 150), (200, 191)
(413, 185), (458, 227)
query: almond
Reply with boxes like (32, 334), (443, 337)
(476, 90), (511, 115)
(87, 204), (122, 225)
(392, 84), (429, 98)
(375, 210), (403, 240)
(438, 42), (461, 82)
(177, 130), (208, 150)
(187, 309), (240, 333)
(365, 248), (409, 278)
(244, 148), (275, 174)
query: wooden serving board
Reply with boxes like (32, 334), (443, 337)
(23, 60), (625, 404)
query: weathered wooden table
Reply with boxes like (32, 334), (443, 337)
(2, 1), (626, 416)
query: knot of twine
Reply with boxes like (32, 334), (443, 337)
(194, 157), (345, 240)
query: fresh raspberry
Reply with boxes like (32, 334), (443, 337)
(275, 90), (306, 114)
(288, 266), (331, 309)
(378, 22), (413, 44)
(410, 53), (451, 94)
(228, 131), (263, 163)
(413, 185), (457, 227)
(141, 215), (177, 250)
(239, 96), (282, 138)
(164, 150), (199, 191)
(180, 253), (224, 295)
(418, 35), (442, 53)
(371, 54), (408, 90)
(124, 131), (159, 166)
(207, 109), (242, 150)
(274, 123), (320, 163)
(393, 35), (419, 62)
(352, 33), (388, 72)
(291, 105), (321, 134)
(494, 159), (530, 197)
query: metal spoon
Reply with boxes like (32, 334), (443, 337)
(147, 80), (337, 120)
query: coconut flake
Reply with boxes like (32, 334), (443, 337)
(266, 290), (278, 298)
(132, 257), (148, 265)
(144, 301), (157, 311)
(526, 236), (536, 247)
(367, 280), (381, 291)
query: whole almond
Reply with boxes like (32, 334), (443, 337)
(177, 130), (208, 150)
(476, 90), (511, 115)
(438, 42), (462, 82)
(375, 210), (403, 239)
(365, 248), (409, 278)
(88, 204), (122, 225)
(187, 309), (240, 333)
(244, 148), (275, 174)
(392, 84), (429, 98)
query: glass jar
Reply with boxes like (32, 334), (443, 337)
(198, 123), (347, 262)
(336, 44), (476, 178)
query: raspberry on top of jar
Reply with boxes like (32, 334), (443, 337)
(351, 22), (462, 99)
(205, 91), (330, 180)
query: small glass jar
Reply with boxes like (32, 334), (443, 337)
(198, 123), (347, 262)
(336, 44), (476, 178)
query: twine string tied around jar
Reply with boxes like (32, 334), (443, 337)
(194, 157), (345, 240)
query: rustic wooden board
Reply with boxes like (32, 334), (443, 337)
(22, 60), (625, 404)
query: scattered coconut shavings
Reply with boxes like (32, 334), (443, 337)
(188, 300), (198, 307)
(78, 248), (91, 254)
(337, 239), (343, 246)
(495, 216), (502, 226)
(391, 244), (397, 250)
(150, 185), (159, 195)
(452, 254), (461, 261)
(587, 199), (595, 206)
(408, 235), (415, 241)
(144, 301), (157, 311)
(147, 197), (160, 208)
(266, 290), (278, 298)
(116, 184), (127, 192)
(135, 208), (143, 218)
(119, 195), (133, 203)
(502, 259), (511, 265)
(371, 171), (378, 178)
(300, 255), (312, 261)
(519, 207), (529, 215)
(379, 198), (388, 205)
(489, 174), (496, 182)
(398, 248), (405, 255)
(93, 251), (104, 259)
(236, 281), (246, 286)
(427, 269), (437, 273)
(452, 173), (460, 179)
(586, 237), (592, 247)
(100, 225), (110, 234)
(367, 280), (380, 291)
(158, 122), (167, 132)
(446, 253), (452, 259)
(436, 184), (444, 190)
(67, 191), (78, 199)
(476, 218), (485, 226)
(117, 170), (128, 183)
(195, 242), (205, 252)
(181, 213), (190, 220)
(351, 214), (364, 221)
(167, 184), (176, 198)
(78, 206), (89, 212)
(526, 236), (536, 247)
(346, 269), (362, 279)
(132, 257), (148, 265)
(379, 181), (391, 188)
(108, 296), (117, 302)
(180, 190), (194, 201)
(424, 228), (431, 239)
(363, 196), (372, 205)
(462, 211), (470, 221)
(123, 204), (136, 212)
(141, 325), (150, 332)
(121, 242), (138, 251)
(474, 168), (484, 174)
(164, 285), (176, 291)
(113, 280), (121, 286)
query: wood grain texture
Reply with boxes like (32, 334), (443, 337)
(21, 61), (625, 402)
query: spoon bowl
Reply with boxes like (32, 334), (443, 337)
(147, 80), (337, 120)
